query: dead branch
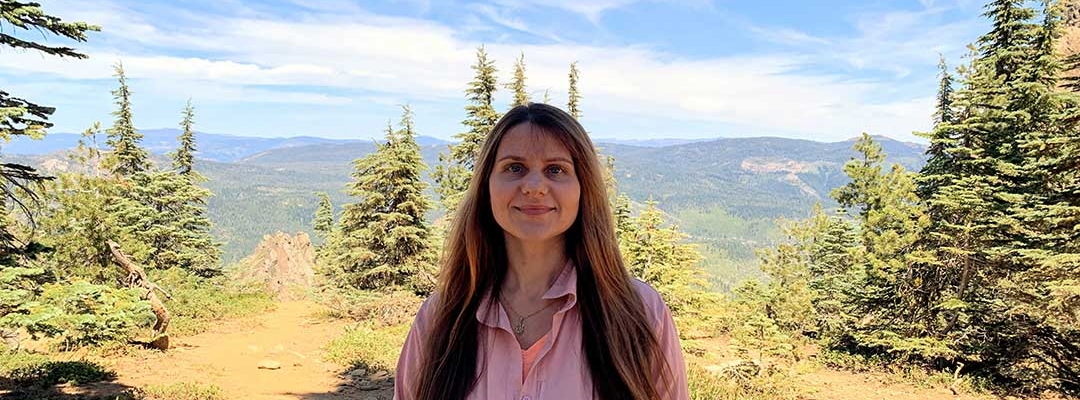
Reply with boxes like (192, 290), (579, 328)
(107, 240), (170, 350)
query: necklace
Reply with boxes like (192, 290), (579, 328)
(502, 300), (554, 335)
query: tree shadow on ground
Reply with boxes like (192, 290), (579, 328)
(1, 359), (140, 399)
(292, 361), (394, 400)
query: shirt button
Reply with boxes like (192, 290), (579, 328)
(522, 397), (532, 400)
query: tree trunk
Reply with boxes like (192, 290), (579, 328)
(107, 240), (172, 350)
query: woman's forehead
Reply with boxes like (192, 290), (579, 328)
(496, 123), (573, 159)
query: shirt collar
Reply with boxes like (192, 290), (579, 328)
(476, 259), (578, 329)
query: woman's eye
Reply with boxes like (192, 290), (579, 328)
(507, 164), (525, 173)
(546, 165), (565, 175)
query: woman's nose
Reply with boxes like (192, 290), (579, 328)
(521, 171), (547, 195)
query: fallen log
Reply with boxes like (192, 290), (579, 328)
(107, 240), (172, 350)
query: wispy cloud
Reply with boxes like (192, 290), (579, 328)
(15, 0), (971, 141)
(487, 0), (711, 24)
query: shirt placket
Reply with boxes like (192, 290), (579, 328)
(518, 299), (574, 400)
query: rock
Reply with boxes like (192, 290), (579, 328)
(257, 360), (282, 370)
(347, 368), (368, 377)
(706, 359), (760, 380)
(231, 232), (316, 300)
(371, 370), (390, 380)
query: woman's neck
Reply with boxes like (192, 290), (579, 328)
(502, 234), (568, 301)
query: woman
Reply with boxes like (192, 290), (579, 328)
(394, 103), (688, 400)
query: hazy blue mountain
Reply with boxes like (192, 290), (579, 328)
(8, 134), (925, 268)
(592, 138), (715, 147)
(1, 128), (449, 162)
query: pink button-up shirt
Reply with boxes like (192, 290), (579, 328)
(393, 261), (690, 400)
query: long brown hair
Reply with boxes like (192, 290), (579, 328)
(414, 103), (669, 400)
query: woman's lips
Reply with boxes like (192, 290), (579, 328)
(516, 206), (554, 215)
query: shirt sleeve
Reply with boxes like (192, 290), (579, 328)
(393, 297), (435, 400)
(634, 280), (689, 400)
(656, 300), (690, 400)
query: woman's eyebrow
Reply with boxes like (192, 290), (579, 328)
(496, 155), (573, 164)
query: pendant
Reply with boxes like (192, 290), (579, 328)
(514, 318), (526, 334)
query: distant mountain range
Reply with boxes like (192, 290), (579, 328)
(0, 128), (450, 162)
(5, 130), (927, 265)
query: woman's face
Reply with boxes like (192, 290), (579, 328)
(489, 122), (581, 245)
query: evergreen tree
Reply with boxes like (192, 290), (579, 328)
(829, 134), (944, 358)
(621, 200), (709, 323)
(172, 99), (196, 175)
(119, 170), (221, 277)
(0, 0), (99, 141)
(434, 46), (500, 214)
(917, 56), (959, 200)
(313, 192), (333, 239)
(0, 1), (97, 263)
(508, 52), (529, 107)
(568, 62), (581, 119)
(831, 133), (885, 219)
(106, 62), (149, 176)
(323, 106), (434, 293)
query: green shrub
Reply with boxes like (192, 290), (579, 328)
(15, 280), (154, 349)
(150, 268), (275, 336)
(688, 363), (802, 400)
(0, 351), (115, 386)
(138, 382), (226, 400)
(316, 289), (423, 326)
(324, 322), (410, 373)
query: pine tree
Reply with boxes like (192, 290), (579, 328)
(172, 99), (196, 175)
(568, 62), (581, 119)
(120, 170), (221, 276)
(917, 56), (959, 201)
(0, 1), (97, 263)
(830, 134), (945, 359)
(508, 52), (529, 107)
(831, 133), (885, 219)
(313, 192), (333, 239)
(106, 62), (149, 176)
(38, 124), (138, 282)
(323, 106), (434, 293)
(434, 46), (500, 214)
(621, 200), (709, 323)
(0, 1), (99, 141)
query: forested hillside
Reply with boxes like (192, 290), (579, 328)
(1, 1), (1078, 399)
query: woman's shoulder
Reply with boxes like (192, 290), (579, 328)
(629, 278), (672, 323)
(410, 293), (442, 332)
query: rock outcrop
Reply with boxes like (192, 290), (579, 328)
(232, 232), (316, 300)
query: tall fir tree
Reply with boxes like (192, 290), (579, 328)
(172, 99), (196, 175)
(917, 56), (959, 201)
(620, 200), (710, 328)
(434, 46), (500, 215)
(508, 52), (529, 107)
(323, 106), (434, 293)
(105, 62), (149, 176)
(829, 134), (944, 359)
(313, 192), (333, 239)
(568, 62), (582, 119)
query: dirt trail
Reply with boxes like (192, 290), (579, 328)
(68, 303), (1006, 400)
(105, 301), (388, 400)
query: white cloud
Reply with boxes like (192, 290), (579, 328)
(13, 0), (948, 141)
(487, 0), (711, 24)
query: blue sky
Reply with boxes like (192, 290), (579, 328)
(4, 0), (992, 143)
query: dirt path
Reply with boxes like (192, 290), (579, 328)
(104, 301), (389, 400)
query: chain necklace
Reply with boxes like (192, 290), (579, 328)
(502, 300), (555, 335)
